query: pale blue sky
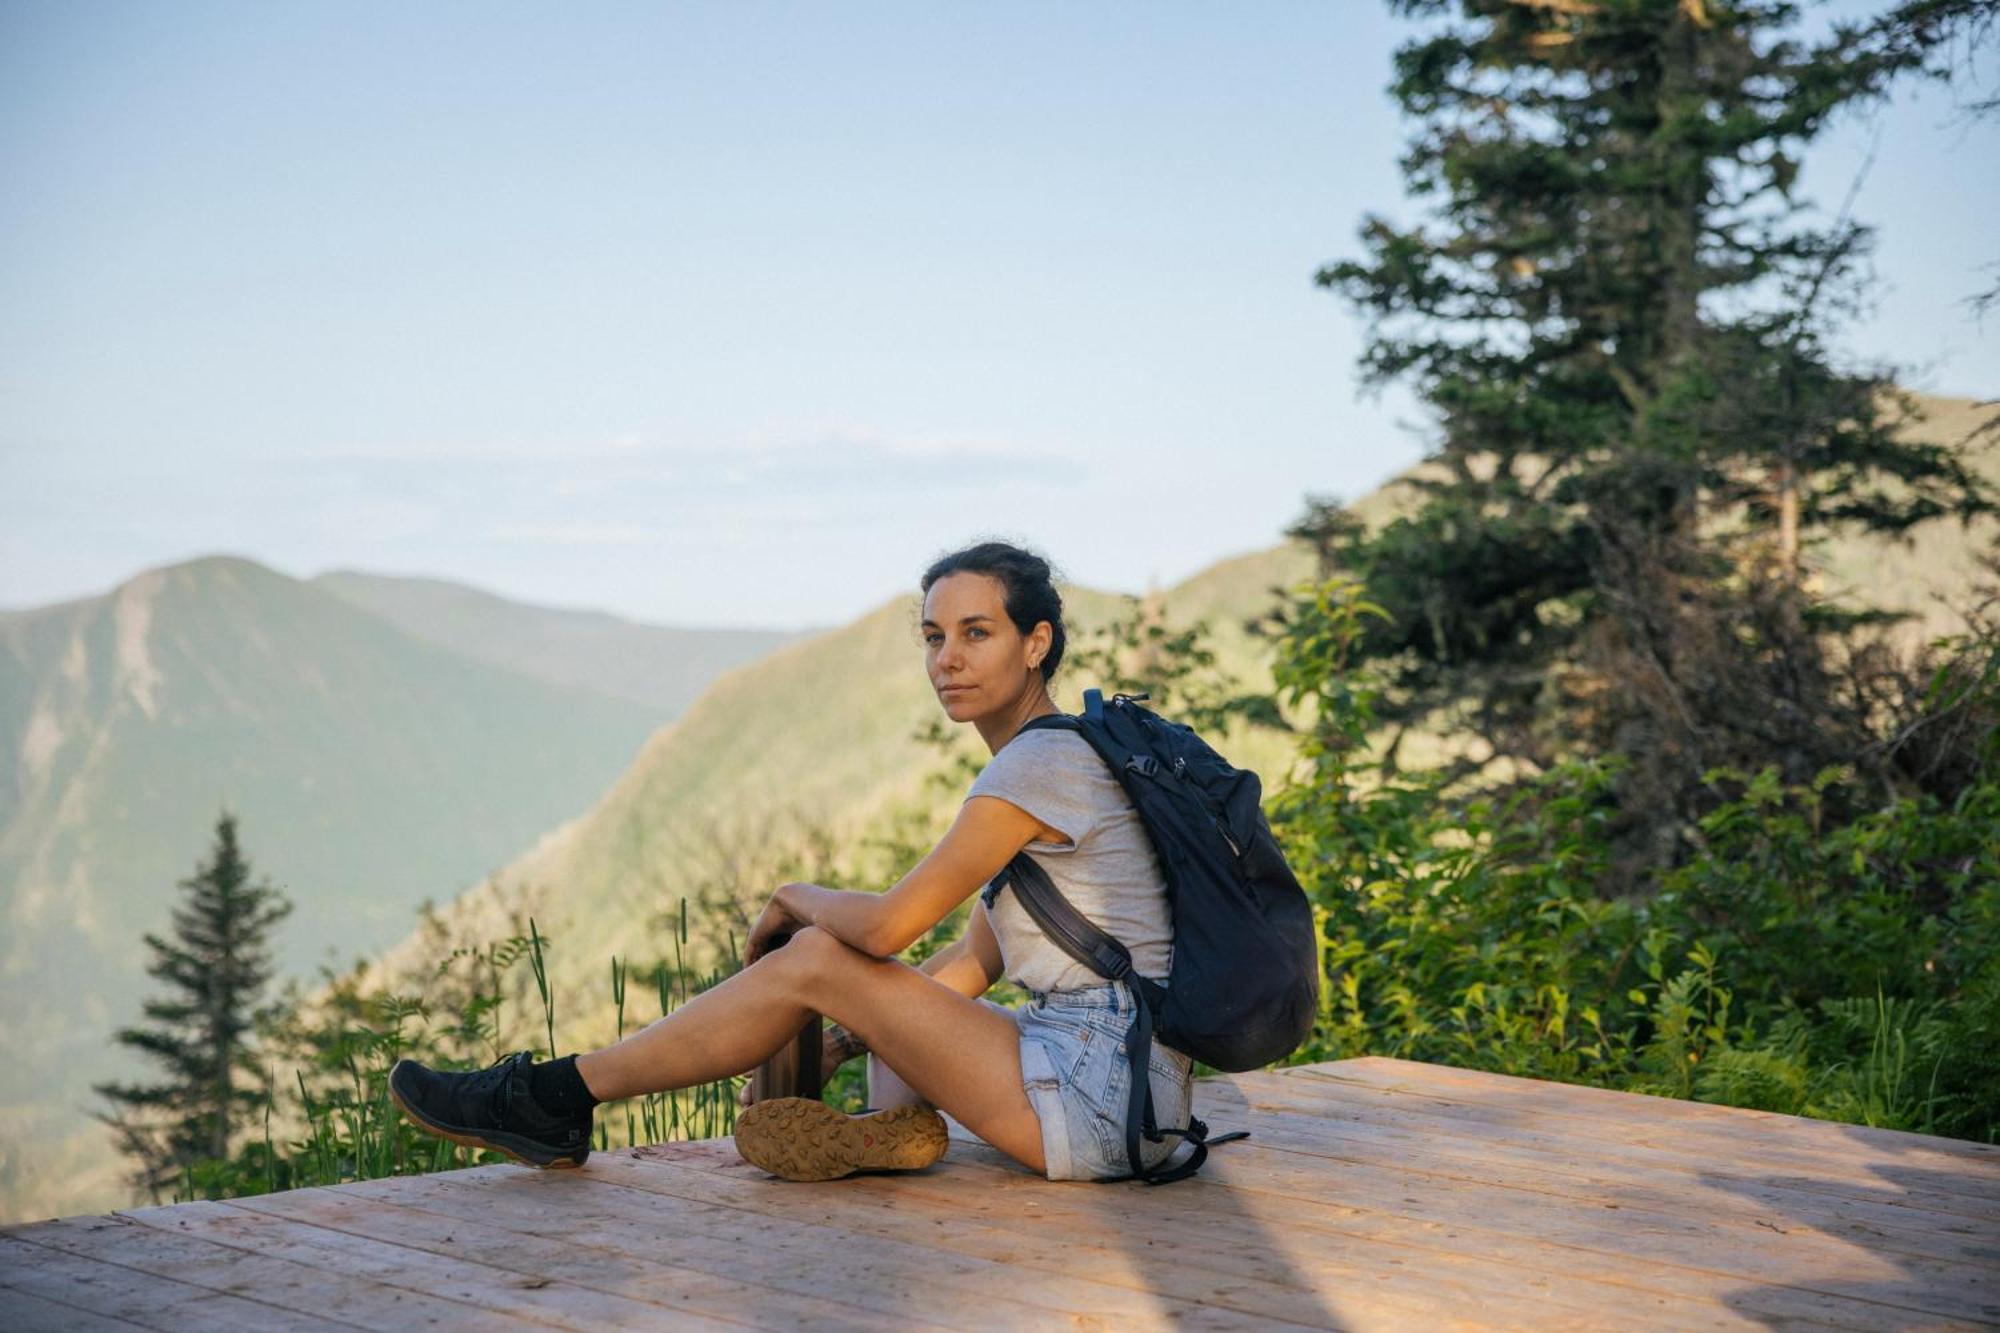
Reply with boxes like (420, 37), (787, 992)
(3, 1), (1994, 629)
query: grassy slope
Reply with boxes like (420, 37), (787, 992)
(1811, 395), (1999, 642)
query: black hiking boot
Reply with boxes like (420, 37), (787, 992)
(388, 1050), (593, 1168)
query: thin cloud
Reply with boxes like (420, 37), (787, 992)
(316, 422), (1073, 473)
(304, 422), (1083, 557)
(488, 521), (659, 546)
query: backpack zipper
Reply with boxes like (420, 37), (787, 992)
(1128, 753), (1242, 857)
(1211, 813), (1242, 858)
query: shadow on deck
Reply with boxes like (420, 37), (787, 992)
(3, 1057), (1997, 1329)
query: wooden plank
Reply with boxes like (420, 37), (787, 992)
(1173, 1131), (2000, 1327)
(332, 1165), (1109, 1331)
(1227, 1098), (2000, 1297)
(673, 1132), (1920, 1332)
(229, 1184), (921, 1332)
(1232, 1067), (2000, 1221)
(1337, 1056), (2000, 1157)
(588, 1144), (1312, 1320)
(0, 1278), (153, 1331)
(1255, 1059), (2000, 1190)
(824, 1120), (1968, 1328)
(1223, 1077), (2000, 1260)
(1324, 1058), (2000, 1175)
(1240, 1090), (2000, 1241)
(620, 1145), (1609, 1328)
(363, 1159), (1361, 1329)
(0, 1230), (349, 1331)
(14, 1212), (532, 1329)
(119, 1198), (714, 1332)
(610, 1141), (1738, 1331)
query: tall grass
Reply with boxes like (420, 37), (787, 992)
(175, 900), (748, 1204)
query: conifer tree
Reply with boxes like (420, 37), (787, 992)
(94, 812), (293, 1200)
(1296, 0), (1994, 865)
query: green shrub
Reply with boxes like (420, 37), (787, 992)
(1267, 575), (2000, 1143)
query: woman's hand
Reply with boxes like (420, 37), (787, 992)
(743, 884), (814, 967)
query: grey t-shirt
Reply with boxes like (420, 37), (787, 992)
(963, 726), (1174, 994)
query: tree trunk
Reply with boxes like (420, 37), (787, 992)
(749, 1016), (823, 1103)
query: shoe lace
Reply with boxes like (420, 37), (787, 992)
(465, 1050), (532, 1127)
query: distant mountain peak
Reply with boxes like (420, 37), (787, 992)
(141, 552), (286, 584)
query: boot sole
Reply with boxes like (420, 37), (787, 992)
(387, 1064), (589, 1169)
(734, 1098), (948, 1182)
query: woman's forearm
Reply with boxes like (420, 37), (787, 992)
(777, 881), (885, 954)
(777, 882), (992, 998)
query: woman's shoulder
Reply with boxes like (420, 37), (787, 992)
(973, 725), (1099, 786)
(998, 724), (1098, 765)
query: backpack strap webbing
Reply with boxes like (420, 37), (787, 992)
(985, 851), (1236, 1184)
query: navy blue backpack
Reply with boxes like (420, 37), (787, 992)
(981, 688), (1319, 1184)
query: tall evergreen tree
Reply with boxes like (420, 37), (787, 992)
(1296, 0), (1994, 867)
(94, 812), (293, 1201)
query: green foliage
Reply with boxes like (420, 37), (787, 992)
(1064, 592), (1282, 734)
(1269, 575), (2000, 1143)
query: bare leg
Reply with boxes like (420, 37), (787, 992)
(870, 998), (1017, 1110)
(574, 927), (1045, 1173)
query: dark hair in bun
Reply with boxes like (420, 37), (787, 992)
(920, 540), (1067, 683)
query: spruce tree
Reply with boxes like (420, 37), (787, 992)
(94, 812), (293, 1201)
(1296, 0), (1994, 866)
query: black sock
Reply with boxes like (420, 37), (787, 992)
(528, 1055), (600, 1118)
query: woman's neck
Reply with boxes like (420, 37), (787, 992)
(979, 690), (1061, 754)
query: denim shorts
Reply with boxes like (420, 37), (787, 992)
(987, 980), (1195, 1181)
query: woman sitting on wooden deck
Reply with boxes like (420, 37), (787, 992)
(390, 539), (1195, 1183)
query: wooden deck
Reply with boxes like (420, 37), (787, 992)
(3, 1057), (1997, 1329)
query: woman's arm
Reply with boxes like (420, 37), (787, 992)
(764, 794), (1048, 960)
(905, 900), (1004, 998)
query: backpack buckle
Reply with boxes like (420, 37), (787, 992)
(1125, 755), (1160, 778)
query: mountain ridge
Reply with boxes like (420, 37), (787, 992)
(311, 569), (817, 717)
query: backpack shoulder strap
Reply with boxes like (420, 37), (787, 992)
(981, 852), (1132, 981)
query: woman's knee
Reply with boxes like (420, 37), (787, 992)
(777, 924), (863, 980)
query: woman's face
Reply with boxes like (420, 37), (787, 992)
(921, 571), (1047, 721)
